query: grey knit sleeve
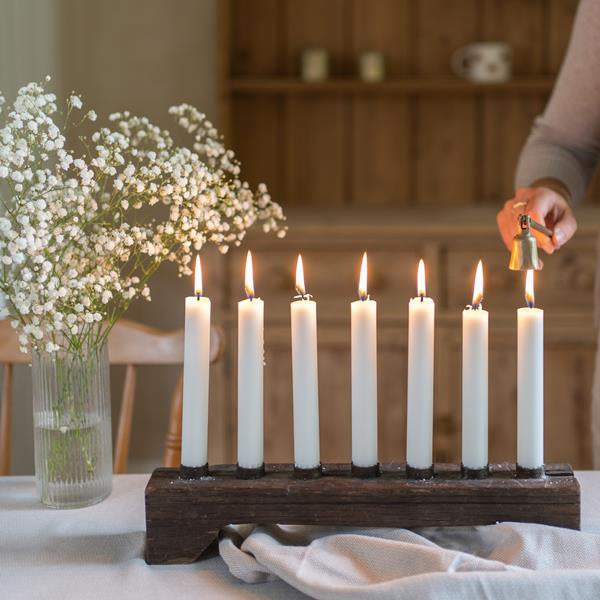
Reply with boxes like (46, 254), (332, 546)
(515, 0), (600, 205)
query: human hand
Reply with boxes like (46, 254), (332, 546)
(496, 186), (577, 255)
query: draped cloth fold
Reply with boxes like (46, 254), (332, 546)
(220, 522), (600, 599)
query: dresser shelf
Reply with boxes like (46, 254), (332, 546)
(229, 78), (554, 96)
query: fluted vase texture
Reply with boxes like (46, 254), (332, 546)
(32, 342), (112, 508)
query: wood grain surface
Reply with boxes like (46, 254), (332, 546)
(145, 462), (580, 564)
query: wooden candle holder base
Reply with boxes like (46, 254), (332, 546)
(145, 462), (580, 565)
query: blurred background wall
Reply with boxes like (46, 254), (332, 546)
(1, 0), (218, 474)
(2, 0), (598, 474)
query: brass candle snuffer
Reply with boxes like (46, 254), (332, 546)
(509, 211), (553, 271)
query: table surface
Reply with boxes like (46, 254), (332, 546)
(1, 472), (600, 600)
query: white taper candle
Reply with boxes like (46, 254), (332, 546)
(462, 260), (488, 471)
(181, 255), (211, 468)
(517, 269), (544, 470)
(237, 251), (264, 469)
(406, 259), (435, 470)
(291, 255), (320, 470)
(351, 252), (378, 468)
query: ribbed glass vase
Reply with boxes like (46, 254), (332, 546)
(32, 342), (112, 508)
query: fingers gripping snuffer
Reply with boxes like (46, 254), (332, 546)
(498, 186), (578, 270)
(509, 213), (553, 271)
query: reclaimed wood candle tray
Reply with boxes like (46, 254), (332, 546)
(144, 462), (580, 564)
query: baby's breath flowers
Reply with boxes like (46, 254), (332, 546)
(0, 78), (286, 355)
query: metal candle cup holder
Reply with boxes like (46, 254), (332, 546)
(461, 464), (490, 479)
(351, 462), (381, 478)
(406, 464), (435, 480)
(179, 464), (208, 479)
(145, 462), (579, 564)
(236, 464), (265, 479)
(293, 464), (322, 479)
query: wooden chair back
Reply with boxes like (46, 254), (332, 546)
(0, 319), (223, 475)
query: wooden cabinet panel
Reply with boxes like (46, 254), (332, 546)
(351, 0), (411, 77)
(317, 327), (352, 463)
(482, 0), (545, 75)
(415, 98), (477, 205)
(545, 342), (594, 468)
(488, 332), (518, 463)
(433, 327), (462, 463)
(378, 327), (408, 463)
(411, 0), (478, 206)
(230, 0), (283, 76)
(286, 97), (346, 206)
(414, 0), (478, 77)
(209, 350), (235, 463)
(352, 97), (411, 206)
(263, 325), (293, 462)
(542, 245), (597, 308)
(284, 0), (347, 76)
(481, 96), (546, 204)
(232, 96), (283, 200)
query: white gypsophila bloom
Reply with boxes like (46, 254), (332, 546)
(69, 94), (82, 109)
(0, 79), (286, 354)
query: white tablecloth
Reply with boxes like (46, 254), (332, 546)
(0, 474), (305, 599)
(1, 472), (600, 599)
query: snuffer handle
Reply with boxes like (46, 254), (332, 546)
(518, 214), (553, 238)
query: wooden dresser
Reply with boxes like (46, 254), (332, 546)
(204, 208), (599, 469)
(202, 0), (600, 469)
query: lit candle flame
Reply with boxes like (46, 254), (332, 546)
(358, 252), (368, 301)
(417, 259), (426, 298)
(472, 259), (483, 307)
(244, 250), (254, 299)
(525, 269), (534, 308)
(295, 254), (306, 297)
(194, 254), (203, 297)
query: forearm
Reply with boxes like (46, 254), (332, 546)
(515, 0), (600, 206)
(515, 121), (597, 205)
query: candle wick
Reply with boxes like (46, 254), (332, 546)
(420, 294), (424, 303)
(294, 292), (312, 301)
(196, 293), (201, 301)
